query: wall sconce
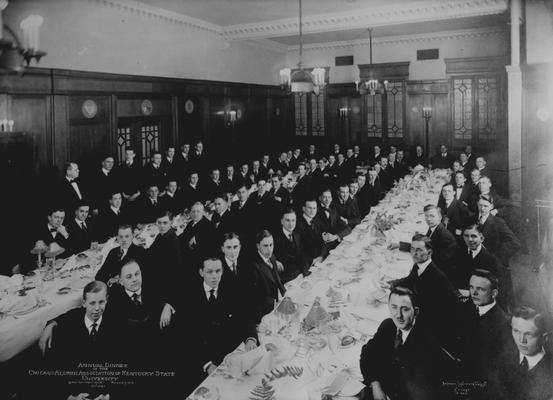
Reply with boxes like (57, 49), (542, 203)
(339, 107), (349, 117)
(218, 107), (241, 127)
(422, 106), (432, 120)
(422, 106), (432, 156)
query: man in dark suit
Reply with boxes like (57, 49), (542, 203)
(477, 175), (511, 221)
(360, 286), (447, 400)
(424, 204), (458, 274)
(230, 184), (254, 247)
(276, 152), (290, 175)
(343, 148), (357, 181)
(464, 144), (477, 171)
(188, 258), (258, 388)
(180, 202), (216, 264)
(221, 164), (237, 194)
(43, 281), (119, 399)
(306, 144), (318, 161)
(248, 178), (277, 233)
(203, 168), (225, 202)
(95, 224), (146, 285)
(159, 178), (184, 216)
(161, 146), (177, 179)
(409, 145), (428, 169)
(211, 196), (235, 240)
(236, 163), (253, 189)
(182, 171), (203, 210)
(219, 232), (251, 291)
(377, 156), (394, 193)
(289, 148), (302, 172)
(476, 195), (520, 263)
(57, 162), (87, 216)
(115, 147), (142, 213)
(365, 168), (382, 206)
(333, 184), (361, 229)
(89, 155), (117, 214)
(270, 175), (292, 214)
(250, 160), (265, 182)
(367, 145), (382, 166)
(475, 156), (492, 180)
(387, 152), (401, 183)
(273, 209), (310, 283)
(316, 189), (351, 253)
(468, 269), (513, 382)
(190, 141), (209, 179)
(33, 206), (71, 259)
(451, 224), (503, 290)
(493, 306), (553, 400)
(142, 151), (167, 192)
(137, 184), (163, 224)
(438, 183), (472, 243)
(292, 164), (312, 212)
(453, 171), (474, 206)
(295, 199), (326, 265)
(310, 158), (329, 197)
(430, 144), (455, 170)
(260, 154), (272, 178)
(393, 234), (464, 362)
(147, 211), (183, 289)
(66, 201), (95, 254)
(176, 143), (192, 185)
(395, 149), (409, 179)
(95, 191), (131, 241)
(354, 174), (370, 217)
(250, 230), (286, 322)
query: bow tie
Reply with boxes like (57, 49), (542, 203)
(68, 179), (74, 183)
(322, 207), (330, 212)
(49, 228), (57, 233)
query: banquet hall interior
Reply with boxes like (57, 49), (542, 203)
(0, 0), (553, 399)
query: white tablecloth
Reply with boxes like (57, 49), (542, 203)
(187, 170), (449, 400)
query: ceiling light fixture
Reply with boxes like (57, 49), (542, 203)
(355, 28), (387, 96)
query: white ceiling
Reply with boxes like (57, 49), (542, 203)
(135, 0), (509, 45)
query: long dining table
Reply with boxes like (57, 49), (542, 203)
(186, 169), (449, 400)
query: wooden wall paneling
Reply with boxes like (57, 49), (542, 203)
(349, 96), (363, 150)
(110, 95), (118, 158)
(116, 97), (172, 118)
(0, 69), (52, 95)
(207, 96), (226, 165)
(326, 96), (341, 146)
(10, 94), (53, 173)
(171, 95), (178, 147)
(177, 95), (204, 147)
(52, 95), (69, 170)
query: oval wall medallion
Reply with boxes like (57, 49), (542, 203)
(82, 99), (98, 119)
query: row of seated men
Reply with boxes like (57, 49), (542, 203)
(29, 225), (548, 400)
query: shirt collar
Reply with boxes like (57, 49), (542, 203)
(400, 319), (415, 342)
(303, 214), (313, 224)
(125, 288), (142, 298)
(84, 315), (102, 331)
(520, 348), (546, 370)
(225, 257), (237, 270)
(203, 281), (218, 295)
(258, 251), (272, 265)
(478, 300), (496, 316)
(283, 227), (293, 237)
(110, 205), (120, 214)
(470, 245), (482, 257)
(75, 218), (86, 226)
(102, 168), (110, 175)
(416, 258), (433, 275)
(479, 213), (490, 224)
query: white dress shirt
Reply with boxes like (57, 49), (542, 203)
(125, 289), (142, 302)
(225, 257), (237, 274)
(67, 177), (83, 199)
(84, 315), (102, 334)
(415, 258), (433, 276)
(477, 301), (496, 316)
(203, 282), (218, 300)
(520, 348), (546, 370)
(469, 245), (482, 259)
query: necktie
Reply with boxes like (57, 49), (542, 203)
(50, 227), (57, 233)
(132, 293), (141, 307)
(209, 289), (216, 304)
(470, 250), (476, 259)
(520, 356), (529, 372)
(119, 248), (125, 260)
(80, 222), (87, 231)
(152, 199), (157, 206)
(231, 263), (237, 274)
(288, 233), (294, 243)
(394, 329), (403, 350)
(90, 323), (98, 340)
(426, 228), (432, 237)
(478, 215), (484, 225)
(412, 264), (419, 276)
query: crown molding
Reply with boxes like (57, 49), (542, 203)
(222, 0), (508, 41)
(87, 0), (222, 35)
(285, 27), (507, 53)
(242, 38), (288, 53)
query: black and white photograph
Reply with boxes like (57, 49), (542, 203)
(0, 0), (552, 399)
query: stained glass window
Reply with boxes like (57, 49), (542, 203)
(311, 89), (325, 136)
(477, 77), (498, 140)
(140, 124), (160, 165)
(294, 93), (307, 136)
(387, 82), (403, 138)
(116, 127), (132, 163)
(453, 78), (473, 140)
(367, 94), (382, 137)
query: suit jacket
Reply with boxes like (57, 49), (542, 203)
(365, 181), (382, 207)
(430, 153), (455, 169)
(454, 183), (474, 206)
(494, 350), (553, 400)
(179, 217), (216, 262)
(295, 214), (325, 263)
(437, 198), (472, 239)
(451, 245), (503, 289)
(272, 187), (292, 213)
(427, 224), (458, 274)
(409, 154), (428, 168)
(159, 191), (185, 216)
(57, 177), (87, 216)
(394, 262), (463, 356)
(248, 191), (277, 233)
(95, 205), (132, 242)
(378, 168), (394, 192)
(95, 244), (146, 283)
(360, 318), (446, 400)
(316, 205), (351, 254)
(291, 175), (312, 211)
(176, 152), (192, 186)
(66, 218), (95, 254)
(187, 277), (257, 373)
(161, 157), (178, 180)
(230, 199), (254, 243)
(250, 253), (286, 322)
(115, 161), (142, 196)
(211, 209), (236, 239)
(142, 163), (167, 191)
(273, 230), (309, 282)
(333, 197), (361, 229)
(181, 183), (204, 210)
(222, 174), (239, 194)
(137, 196), (163, 224)
(89, 168), (117, 210)
(33, 223), (71, 259)
(203, 179), (225, 202)
(477, 214), (520, 262)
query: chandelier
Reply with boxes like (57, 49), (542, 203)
(355, 28), (387, 96)
(279, 0), (326, 94)
(0, 1), (47, 73)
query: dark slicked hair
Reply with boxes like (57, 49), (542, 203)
(471, 268), (499, 291)
(389, 286), (419, 309)
(411, 233), (433, 251)
(199, 257), (223, 271)
(221, 232), (240, 246)
(256, 229), (273, 244)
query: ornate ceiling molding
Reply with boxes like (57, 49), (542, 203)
(222, 0), (509, 41)
(87, 0), (222, 35)
(286, 27), (507, 52)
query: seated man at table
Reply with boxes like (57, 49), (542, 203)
(274, 208), (310, 283)
(66, 201), (95, 255)
(316, 189), (351, 254)
(360, 286), (447, 400)
(160, 178), (184, 216)
(250, 230), (286, 322)
(492, 306), (553, 400)
(95, 224), (146, 286)
(38, 281), (119, 399)
(138, 184), (163, 224)
(33, 206), (71, 259)
(211, 196), (236, 239)
(179, 202), (216, 265)
(423, 204), (458, 275)
(333, 184), (361, 229)
(95, 190), (131, 241)
(295, 199), (326, 265)
(188, 257), (258, 388)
